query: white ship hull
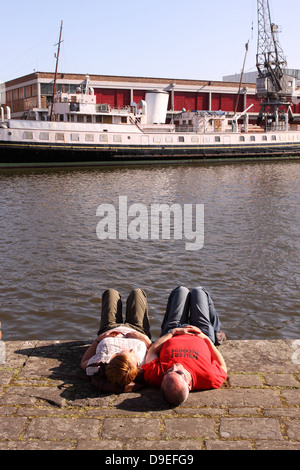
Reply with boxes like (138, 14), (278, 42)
(1, 88), (299, 168)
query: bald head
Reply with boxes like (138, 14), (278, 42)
(161, 370), (190, 406)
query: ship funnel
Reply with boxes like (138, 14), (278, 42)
(145, 90), (169, 124)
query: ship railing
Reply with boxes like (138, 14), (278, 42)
(175, 125), (195, 132)
(95, 104), (135, 115)
(265, 123), (290, 132)
(110, 106), (135, 115)
(96, 104), (111, 113)
(142, 127), (174, 133)
(239, 124), (264, 133)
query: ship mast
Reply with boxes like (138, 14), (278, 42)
(50, 20), (63, 121)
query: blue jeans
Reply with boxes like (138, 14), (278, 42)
(160, 286), (221, 344)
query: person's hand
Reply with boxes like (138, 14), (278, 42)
(97, 330), (122, 341)
(124, 331), (140, 339)
(172, 326), (210, 340)
(183, 326), (209, 338)
(195, 330), (210, 339)
(124, 382), (145, 392)
(107, 330), (123, 337)
(184, 326), (202, 335)
(172, 326), (199, 336)
(192, 329), (212, 343)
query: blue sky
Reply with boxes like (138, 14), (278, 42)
(1, 0), (299, 83)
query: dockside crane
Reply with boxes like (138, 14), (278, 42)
(256, 0), (295, 126)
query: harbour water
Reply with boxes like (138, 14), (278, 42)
(0, 160), (299, 341)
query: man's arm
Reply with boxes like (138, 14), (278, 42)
(199, 332), (227, 373)
(208, 341), (227, 373)
(145, 331), (173, 363)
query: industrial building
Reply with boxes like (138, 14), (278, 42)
(1, 71), (300, 122)
(223, 69), (300, 85)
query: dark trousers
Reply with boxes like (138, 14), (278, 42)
(97, 288), (151, 339)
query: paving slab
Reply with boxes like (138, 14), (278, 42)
(0, 339), (299, 451)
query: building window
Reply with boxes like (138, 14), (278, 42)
(100, 134), (108, 142)
(86, 115), (92, 123)
(165, 136), (173, 143)
(25, 85), (32, 99)
(113, 135), (122, 142)
(250, 136), (256, 141)
(40, 83), (78, 95)
(239, 136), (245, 141)
(55, 133), (64, 141)
(271, 135), (276, 141)
(121, 117), (127, 123)
(77, 115), (84, 122)
(85, 134), (94, 142)
(71, 133), (79, 141)
(96, 115), (103, 123)
(178, 136), (184, 142)
(262, 135), (267, 141)
(215, 136), (221, 142)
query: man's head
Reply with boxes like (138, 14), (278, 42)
(161, 363), (192, 406)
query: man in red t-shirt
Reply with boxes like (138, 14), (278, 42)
(142, 286), (227, 406)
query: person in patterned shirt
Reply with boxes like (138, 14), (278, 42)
(81, 288), (152, 392)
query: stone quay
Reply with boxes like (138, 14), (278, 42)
(0, 339), (299, 450)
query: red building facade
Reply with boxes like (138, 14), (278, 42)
(1, 72), (299, 120)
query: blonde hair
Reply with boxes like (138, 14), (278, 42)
(105, 352), (138, 387)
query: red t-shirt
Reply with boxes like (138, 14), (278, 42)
(142, 335), (227, 390)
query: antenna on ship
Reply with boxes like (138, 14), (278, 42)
(50, 20), (63, 121)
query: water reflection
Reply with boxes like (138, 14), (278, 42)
(0, 161), (299, 340)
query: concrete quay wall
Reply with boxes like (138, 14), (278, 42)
(0, 339), (300, 451)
